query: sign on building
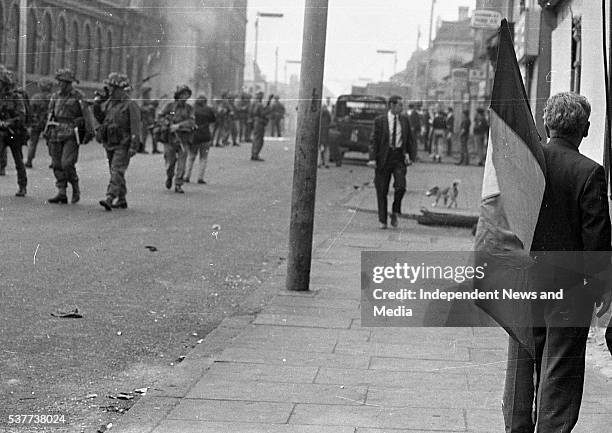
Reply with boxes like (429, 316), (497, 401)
(471, 10), (503, 29)
(514, 8), (541, 61)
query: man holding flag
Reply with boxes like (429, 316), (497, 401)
(474, 20), (611, 433)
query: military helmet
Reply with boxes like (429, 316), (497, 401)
(0, 64), (14, 86)
(174, 84), (192, 100)
(38, 78), (54, 91)
(104, 72), (130, 89)
(55, 68), (78, 83)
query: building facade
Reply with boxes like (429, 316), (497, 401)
(0, 0), (247, 99)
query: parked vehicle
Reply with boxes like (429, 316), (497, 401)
(328, 94), (387, 166)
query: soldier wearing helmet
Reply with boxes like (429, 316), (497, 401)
(158, 84), (195, 193)
(0, 65), (28, 196)
(25, 78), (54, 168)
(45, 68), (85, 204)
(250, 90), (273, 161)
(93, 72), (142, 211)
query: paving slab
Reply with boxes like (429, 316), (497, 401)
(152, 420), (355, 433)
(166, 400), (294, 424)
(334, 341), (471, 361)
(215, 347), (371, 369)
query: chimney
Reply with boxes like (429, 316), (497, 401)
(458, 6), (469, 21)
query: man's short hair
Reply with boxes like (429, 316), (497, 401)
(388, 95), (402, 108)
(544, 92), (591, 136)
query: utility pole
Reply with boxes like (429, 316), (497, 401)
(424, 0), (436, 103)
(286, 0), (329, 292)
(19, 0), (27, 87)
(274, 47), (279, 92)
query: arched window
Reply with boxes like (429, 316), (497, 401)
(105, 30), (113, 76)
(7, 5), (20, 71)
(71, 21), (79, 76)
(26, 9), (38, 73)
(57, 17), (67, 69)
(0, 3), (5, 64)
(83, 24), (92, 80)
(40, 13), (53, 75)
(95, 27), (103, 81)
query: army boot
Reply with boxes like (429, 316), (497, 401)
(71, 182), (80, 204)
(15, 186), (26, 197)
(99, 195), (114, 211)
(111, 198), (128, 209)
(48, 189), (68, 204)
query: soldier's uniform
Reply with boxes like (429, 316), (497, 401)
(250, 92), (271, 161)
(269, 96), (285, 137)
(93, 73), (141, 210)
(25, 78), (54, 168)
(159, 85), (195, 193)
(139, 87), (159, 154)
(236, 92), (251, 142)
(46, 69), (85, 204)
(0, 65), (28, 196)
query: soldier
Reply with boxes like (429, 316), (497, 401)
(269, 95), (286, 137)
(24, 78), (54, 168)
(250, 91), (272, 161)
(0, 65), (28, 196)
(139, 86), (160, 154)
(185, 94), (216, 184)
(93, 73), (141, 210)
(212, 96), (227, 147)
(45, 69), (86, 204)
(159, 85), (195, 193)
(235, 92), (251, 143)
(228, 93), (239, 146)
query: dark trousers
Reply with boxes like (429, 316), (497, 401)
(26, 128), (43, 164)
(238, 118), (248, 142)
(49, 138), (79, 192)
(106, 147), (131, 199)
(0, 137), (27, 187)
(458, 134), (469, 164)
(502, 295), (593, 433)
(374, 149), (406, 224)
(245, 121), (253, 142)
(271, 118), (282, 137)
(251, 123), (265, 158)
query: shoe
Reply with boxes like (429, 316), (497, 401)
(478, 161), (485, 166)
(184, 178), (190, 183)
(99, 196), (113, 211)
(251, 156), (265, 161)
(48, 193), (68, 204)
(0, 168), (5, 176)
(175, 185), (185, 193)
(152, 150), (162, 154)
(165, 177), (172, 189)
(15, 186), (26, 197)
(71, 183), (80, 204)
(379, 223), (388, 230)
(390, 213), (398, 228)
(197, 179), (206, 184)
(111, 199), (128, 209)
(25, 162), (32, 168)
(138, 150), (149, 154)
(233, 143), (240, 146)
(48, 164), (53, 169)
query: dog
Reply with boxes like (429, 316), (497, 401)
(425, 180), (460, 208)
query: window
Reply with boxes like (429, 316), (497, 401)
(26, 9), (38, 73)
(105, 31), (113, 75)
(71, 21), (79, 76)
(40, 13), (53, 75)
(84, 24), (92, 80)
(95, 27), (103, 81)
(57, 17), (67, 69)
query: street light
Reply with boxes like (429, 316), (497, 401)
(254, 11), (284, 67)
(376, 49), (398, 79)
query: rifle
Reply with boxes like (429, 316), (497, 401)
(43, 112), (59, 136)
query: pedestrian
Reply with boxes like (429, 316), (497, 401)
(502, 92), (611, 433)
(407, 103), (421, 151)
(367, 95), (417, 229)
(236, 92), (250, 143)
(25, 78), (54, 168)
(159, 85), (195, 193)
(185, 94), (216, 184)
(93, 73), (141, 211)
(213, 96), (227, 147)
(431, 109), (446, 163)
(473, 107), (489, 166)
(250, 91), (272, 161)
(245, 90), (255, 143)
(269, 95), (286, 137)
(421, 106), (431, 153)
(456, 109), (470, 165)
(445, 107), (455, 156)
(139, 86), (160, 154)
(0, 65), (28, 196)
(46, 68), (86, 204)
(228, 93), (239, 146)
(318, 101), (331, 168)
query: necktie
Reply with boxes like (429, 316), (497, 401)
(392, 116), (397, 148)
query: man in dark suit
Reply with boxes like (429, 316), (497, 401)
(367, 95), (417, 229)
(503, 92), (611, 433)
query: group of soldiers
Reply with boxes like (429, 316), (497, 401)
(0, 66), (288, 208)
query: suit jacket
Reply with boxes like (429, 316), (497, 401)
(531, 137), (611, 297)
(369, 113), (416, 167)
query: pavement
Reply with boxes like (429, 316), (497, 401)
(112, 156), (612, 433)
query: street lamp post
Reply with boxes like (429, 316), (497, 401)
(254, 11), (284, 68)
(376, 49), (398, 80)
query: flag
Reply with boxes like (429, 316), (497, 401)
(473, 19), (546, 358)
